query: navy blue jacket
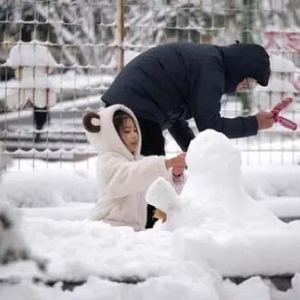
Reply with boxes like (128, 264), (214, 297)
(103, 43), (270, 149)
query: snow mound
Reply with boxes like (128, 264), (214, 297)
(146, 177), (181, 213)
(0, 201), (29, 264)
(147, 129), (281, 230)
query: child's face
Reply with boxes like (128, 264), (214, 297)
(119, 118), (139, 154)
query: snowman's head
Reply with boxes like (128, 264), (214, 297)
(186, 130), (241, 183)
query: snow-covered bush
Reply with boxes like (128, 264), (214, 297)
(0, 146), (9, 180)
(0, 147), (29, 264)
(0, 146), (46, 269)
(0, 201), (29, 264)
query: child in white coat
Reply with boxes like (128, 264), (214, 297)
(83, 104), (186, 231)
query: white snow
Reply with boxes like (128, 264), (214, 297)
(146, 131), (300, 276)
(254, 77), (297, 93)
(5, 41), (60, 69)
(1, 169), (97, 208)
(0, 201), (29, 264)
(1, 130), (300, 299)
(253, 54), (300, 111)
(1, 2), (300, 298)
(269, 54), (297, 73)
(3, 41), (60, 110)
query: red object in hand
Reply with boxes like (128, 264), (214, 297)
(271, 97), (298, 131)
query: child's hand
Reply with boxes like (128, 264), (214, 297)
(172, 166), (185, 176)
(165, 153), (186, 170)
(172, 166), (185, 185)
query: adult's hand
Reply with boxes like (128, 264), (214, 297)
(255, 111), (274, 130)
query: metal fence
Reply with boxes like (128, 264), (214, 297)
(0, 0), (299, 170)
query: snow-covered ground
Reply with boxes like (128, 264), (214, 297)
(1, 130), (300, 300)
(1, 45), (300, 299)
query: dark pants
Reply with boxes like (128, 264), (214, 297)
(168, 120), (195, 152)
(137, 118), (165, 229)
(33, 106), (50, 142)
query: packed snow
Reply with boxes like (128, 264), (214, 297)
(146, 131), (300, 276)
(1, 131), (300, 300)
(1, 1), (300, 298)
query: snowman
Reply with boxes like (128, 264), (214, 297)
(146, 129), (282, 231)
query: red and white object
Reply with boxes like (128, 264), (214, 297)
(271, 97), (298, 131)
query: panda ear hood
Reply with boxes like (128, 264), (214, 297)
(83, 112), (101, 133)
(82, 105), (142, 160)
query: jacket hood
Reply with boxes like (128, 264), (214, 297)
(83, 104), (142, 160)
(221, 43), (271, 93)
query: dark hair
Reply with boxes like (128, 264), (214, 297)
(113, 110), (134, 137)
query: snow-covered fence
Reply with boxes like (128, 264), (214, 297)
(0, 0), (299, 168)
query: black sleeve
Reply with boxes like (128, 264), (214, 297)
(191, 62), (258, 138)
(168, 120), (196, 151)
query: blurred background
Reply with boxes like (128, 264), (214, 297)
(0, 0), (299, 170)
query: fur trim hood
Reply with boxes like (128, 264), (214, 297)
(83, 104), (142, 160)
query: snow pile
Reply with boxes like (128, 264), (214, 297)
(243, 166), (300, 198)
(0, 216), (299, 300)
(0, 147), (34, 267)
(0, 201), (29, 264)
(0, 274), (299, 300)
(1, 155), (299, 218)
(147, 130), (281, 230)
(19, 203), (93, 221)
(1, 170), (97, 208)
(0, 276), (217, 300)
(1, 218), (220, 300)
(1, 133), (300, 298)
(147, 130), (300, 276)
(243, 166), (300, 219)
(180, 130), (280, 226)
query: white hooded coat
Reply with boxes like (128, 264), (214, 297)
(85, 105), (171, 231)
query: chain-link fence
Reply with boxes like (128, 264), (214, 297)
(0, 0), (299, 170)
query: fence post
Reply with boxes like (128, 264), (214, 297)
(240, 0), (255, 116)
(117, 0), (125, 72)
